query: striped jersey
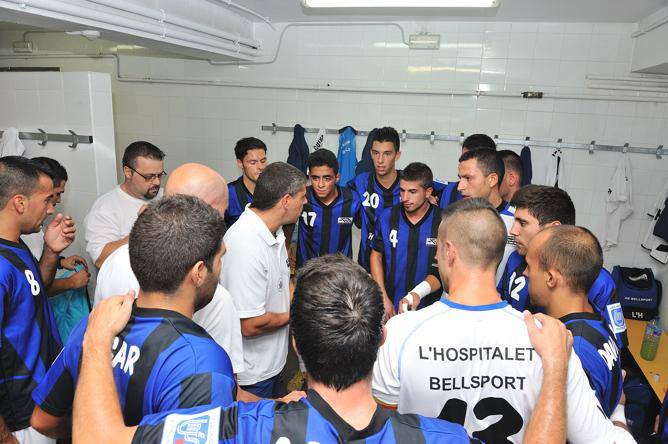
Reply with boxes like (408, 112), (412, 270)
(296, 185), (361, 268)
(132, 389), (477, 444)
(496, 201), (516, 285)
(32, 303), (235, 425)
(0, 239), (62, 431)
(225, 177), (252, 227)
(372, 204), (441, 310)
(437, 181), (463, 210)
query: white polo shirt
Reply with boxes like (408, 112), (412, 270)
(93, 244), (245, 374)
(220, 207), (290, 386)
(84, 185), (161, 264)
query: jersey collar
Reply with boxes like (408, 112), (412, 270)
(373, 170), (400, 193)
(308, 185), (340, 208)
(401, 203), (435, 228)
(440, 297), (509, 311)
(496, 200), (509, 213)
(0, 237), (28, 250)
(559, 312), (601, 324)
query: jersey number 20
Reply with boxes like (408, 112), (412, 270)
(438, 397), (523, 443)
(362, 192), (380, 209)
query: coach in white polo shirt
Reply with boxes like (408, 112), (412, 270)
(221, 162), (307, 398)
(84, 141), (165, 268)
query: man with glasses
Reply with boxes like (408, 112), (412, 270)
(84, 141), (165, 268)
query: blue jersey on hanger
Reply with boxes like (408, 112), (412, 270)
(224, 177), (253, 227)
(337, 126), (358, 185)
(32, 304), (235, 426)
(437, 181), (463, 210)
(0, 239), (62, 432)
(373, 204), (442, 310)
(561, 313), (623, 417)
(296, 186), (361, 268)
(132, 389), (477, 444)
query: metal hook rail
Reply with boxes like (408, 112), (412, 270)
(0, 129), (93, 149)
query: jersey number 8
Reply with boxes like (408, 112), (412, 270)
(439, 397), (523, 443)
(24, 270), (41, 296)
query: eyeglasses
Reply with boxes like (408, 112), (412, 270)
(127, 166), (167, 182)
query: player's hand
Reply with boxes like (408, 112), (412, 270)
(383, 295), (395, 321)
(67, 269), (91, 289)
(43, 214), (75, 254)
(83, 292), (134, 349)
(61, 254), (88, 271)
(278, 390), (306, 403)
(398, 292), (420, 314)
(523, 311), (572, 374)
(0, 433), (19, 444)
(427, 194), (439, 206)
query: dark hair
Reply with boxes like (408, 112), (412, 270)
(372, 127), (400, 152)
(538, 225), (603, 294)
(463, 134), (496, 151)
(250, 162), (307, 211)
(291, 254), (384, 391)
(498, 150), (522, 183)
(511, 185), (575, 225)
(439, 198), (506, 268)
(0, 156), (44, 207)
(234, 137), (267, 161)
(129, 194), (226, 293)
(459, 148), (505, 185)
(400, 162), (433, 189)
(307, 149), (338, 175)
(32, 157), (68, 184)
(121, 141), (165, 169)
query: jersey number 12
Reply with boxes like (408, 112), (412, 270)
(438, 397), (523, 443)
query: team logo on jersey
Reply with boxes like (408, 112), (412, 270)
(338, 217), (353, 225)
(425, 237), (437, 246)
(161, 407), (220, 444)
(606, 302), (626, 334)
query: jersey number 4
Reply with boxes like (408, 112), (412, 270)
(438, 397), (523, 443)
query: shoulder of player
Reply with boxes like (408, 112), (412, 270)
(389, 412), (473, 441)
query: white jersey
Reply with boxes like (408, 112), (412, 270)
(372, 298), (635, 444)
(497, 202), (516, 285)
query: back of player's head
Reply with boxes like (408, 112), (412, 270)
(372, 127), (400, 152)
(234, 137), (267, 161)
(31, 157), (68, 184)
(537, 225), (603, 294)
(462, 133), (496, 152)
(400, 162), (433, 189)
(250, 162), (307, 211)
(459, 148), (505, 185)
(439, 198), (506, 269)
(129, 194), (226, 294)
(307, 149), (338, 175)
(122, 141), (165, 169)
(291, 254), (384, 391)
(0, 156), (44, 208)
(164, 163), (228, 214)
(498, 150), (522, 182)
(511, 185), (575, 225)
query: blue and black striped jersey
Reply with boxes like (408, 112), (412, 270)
(32, 303), (235, 426)
(296, 186), (362, 268)
(561, 312), (623, 417)
(224, 177), (253, 227)
(0, 238), (62, 432)
(437, 181), (463, 210)
(132, 389), (478, 444)
(373, 204), (442, 310)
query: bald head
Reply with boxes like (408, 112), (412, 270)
(164, 163), (228, 215)
(438, 198), (506, 269)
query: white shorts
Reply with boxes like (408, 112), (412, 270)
(12, 427), (55, 444)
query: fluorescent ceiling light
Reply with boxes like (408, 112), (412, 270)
(302, 0), (499, 7)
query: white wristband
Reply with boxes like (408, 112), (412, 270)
(410, 281), (432, 300)
(610, 404), (626, 424)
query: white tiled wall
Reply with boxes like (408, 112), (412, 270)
(1, 21), (667, 272)
(0, 72), (117, 265)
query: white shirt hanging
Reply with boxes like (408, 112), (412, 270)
(543, 147), (566, 189)
(0, 127), (25, 157)
(603, 153), (633, 250)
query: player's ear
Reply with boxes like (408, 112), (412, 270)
(335, 173), (340, 184)
(395, 150), (401, 161)
(190, 260), (207, 287)
(445, 240), (457, 266)
(545, 269), (558, 289)
(488, 172), (499, 189)
(11, 194), (28, 215)
(122, 165), (133, 181)
(425, 186), (433, 198)
(547, 220), (561, 227)
(236, 159), (243, 171)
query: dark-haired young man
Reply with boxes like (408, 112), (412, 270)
(0, 156), (75, 443)
(500, 185), (627, 347)
(30, 195), (235, 439)
(498, 150), (523, 202)
(84, 141), (165, 268)
(371, 162), (442, 317)
(525, 226), (624, 420)
(296, 149), (361, 268)
(225, 137), (268, 227)
(73, 254), (480, 443)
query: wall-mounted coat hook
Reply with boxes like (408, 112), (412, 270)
(37, 128), (48, 146)
(430, 131), (435, 144)
(525, 136), (530, 143)
(589, 140), (596, 155)
(459, 132), (465, 145)
(68, 130), (79, 149)
(401, 129), (407, 142)
(623, 143), (629, 154)
(271, 122), (277, 135)
(657, 145), (664, 159)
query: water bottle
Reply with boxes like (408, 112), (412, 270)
(640, 316), (662, 361)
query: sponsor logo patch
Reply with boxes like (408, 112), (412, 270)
(425, 238), (437, 247)
(606, 302), (626, 334)
(161, 407), (220, 444)
(338, 217), (353, 224)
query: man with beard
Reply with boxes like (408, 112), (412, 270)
(84, 141), (165, 268)
(224, 137), (268, 227)
(370, 162), (442, 317)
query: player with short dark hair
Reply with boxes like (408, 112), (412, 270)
(73, 254), (478, 443)
(501, 185), (627, 348)
(370, 162), (442, 318)
(225, 137), (268, 226)
(498, 150), (523, 202)
(526, 225), (623, 418)
(296, 149), (361, 268)
(30, 195), (235, 438)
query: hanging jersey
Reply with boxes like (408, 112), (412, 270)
(496, 201), (516, 285)
(337, 126), (358, 185)
(373, 204), (441, 310)
(132, 389), (477, 444)
(296, 186), (361, 268)
(438, 181), (463, 210)
(373, 298), (634, 444)
(32, 304), (235, 426)
(561, 313), (623, 417)
(225, 177), (253, 227)
(0, 239), (62, 432)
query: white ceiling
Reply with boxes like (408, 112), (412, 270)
(235, 0), (668, 23)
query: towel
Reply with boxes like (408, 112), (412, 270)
(603, 153), (633, 250)
(0, 127), (25, 157)
(544, 148), (566, 189)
